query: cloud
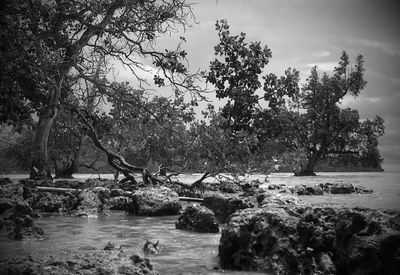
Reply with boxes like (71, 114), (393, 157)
(315, 50), (331, 57)
(348, 38), (400, 57)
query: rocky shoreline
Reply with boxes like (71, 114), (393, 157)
(0, 177), (399, 274)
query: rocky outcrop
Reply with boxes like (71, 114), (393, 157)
(268, 182), (374, 196)
(202, 193), (254, 223)
(219, 205), (400, 274)
(128, 186), (181, 216)
(334, 208), (400, 275)
(108, 196), (133, 211)
(291, 184), (324, 195)
(175, 204), (219, 233)
(0, 183), (43, 240)
(0, 246), (158, 275)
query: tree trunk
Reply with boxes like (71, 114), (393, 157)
(30, 107), (58, 179)
(54, 135), (85, 179)
(296, 152), (319, 176)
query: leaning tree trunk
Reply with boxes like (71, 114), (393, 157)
(30, 107), (58, 180)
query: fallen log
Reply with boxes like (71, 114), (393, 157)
(178, 197), (204, 202)
(36, 186), (80, 193)
(35, 186), (204, 202)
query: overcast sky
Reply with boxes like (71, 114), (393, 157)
(120, 0), (400, 169)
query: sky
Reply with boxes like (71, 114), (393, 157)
(120, 0), (400, 170)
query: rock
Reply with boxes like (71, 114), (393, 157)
(108, 196), (133, 211)
(110, 188), (124, 197)
(291, 184), (324, 195)
(321, 182), (355, 194)
(219, 205), (400, 274)
(92, 186), (111, 203)
(241, 180), (260, 191)
(74, 189), (104, 217)
(267, 183), (286, 190)
(175, 204), (219, 233)
(34, 192), (66, 213)
(334, 208), (400, 275)
(219, 207), (306, 274)
(202, 193), (254, 223)
(259, 192), (309, 207)
(355, 185), (374, 194)
(129, 186), (181, 216)
(143, 239), (162, 254)
(104, 241), (119, 250)
(0, 249), (158, 275)
(199, 180), (243, 193)
(53, 180), (82, 189)
(84, 178), (118, 189)
(0, 177), (12, 185)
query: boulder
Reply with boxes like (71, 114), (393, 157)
(34, 192), (67, 213)
(110, 188), (125, 197)
(321, 182), (355, 194)
(129, 186), (181, 216)
(108, 196), (133, 211)
(0, 177), (12, 185)
(143, 239), (162, 254)
(291, 184), (324, 195)
(334, 208), (400, 275)
(267, 183), (286, 190)
(354, 185), (374, 194)
(0, 183), (43, 240)
(0, 248), (158, 275)
(219, 205), (400, 274)
(175, 204), (219, 233)
(199, 180), (243, 193)
(84, 178), (118, 189)
(74, 189), (104, 217)
(258, 192), (309, 207)
(202, 193), (254, 223)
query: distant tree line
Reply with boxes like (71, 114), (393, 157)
(0, 1), (384, 181)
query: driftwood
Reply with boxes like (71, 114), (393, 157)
(35, 186), (203, 202)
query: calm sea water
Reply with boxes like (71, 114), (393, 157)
(1, 171), (399, 274)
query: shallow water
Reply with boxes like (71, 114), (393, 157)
(0, 212), (231, 274)
(1, 171), (399, 274)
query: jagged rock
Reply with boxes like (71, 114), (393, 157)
(334, 208), (400, 274)
(0, 185), (43, 240)
(267, 183), (286, 190)
(84, 178), (118, 189)
(108, 196), (133, 211)
(175, 204), (219, 233)
(219, 205), (400, 274)
(74, 189), (104, 217)
(129, 186), (181, 216)
(354, 185), (374, 194)
(199, 180), (243, 193)
(291, 184), (324, 195)
(0, 177), (12, 185)
(143, 239), (162, 254)
(110, 188), (125, 197)
(202, 193), (254, 223)
(241, 180), (260, 191)
(258, 192), (309, 207)
(321, 182), (355, 194)
(34, 192), (67, 213)
(0, 248), (158, 275)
